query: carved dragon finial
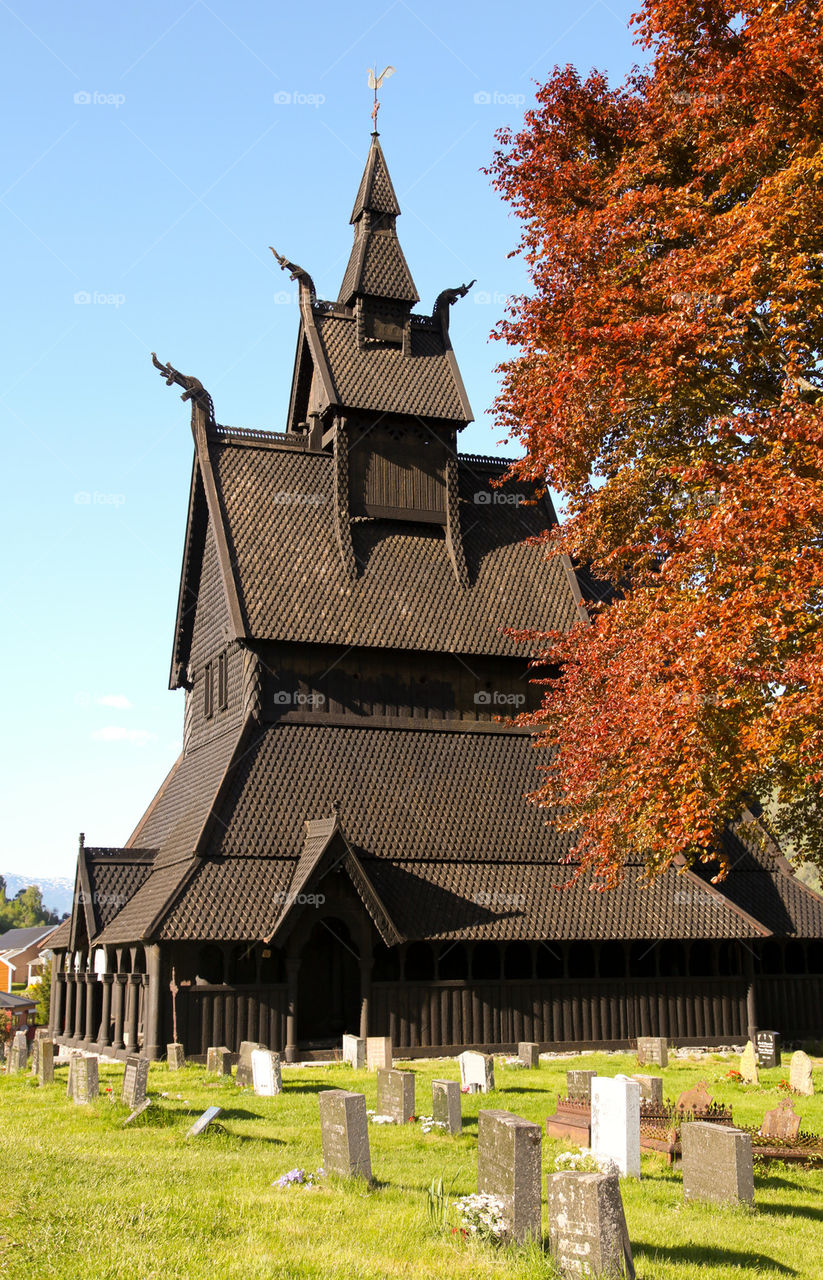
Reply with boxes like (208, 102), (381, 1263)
(151, 353), (215, 425)
(433, 279), (476, 339)
(269, 247), (317, 304)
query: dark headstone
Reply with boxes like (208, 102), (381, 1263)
(167, 1043), (185, 1070)
(755, 1030), (781, 1070)
(122, 1055), (149, 1109)
(477, 1109), (542, 1244)
(567, 1070), (597, 1102)
(760, 1099), (801, 1142)
(432, 1079), (462, 1134)
(236, 1040), (267, 1087)
(518, 1042), (540, 1069)
(547, 1170), (635, 1279)
(186, 1105), (221, 1137)
(376, 1068), (415, 1123)
(636, 1036), (668, 1067)
(71, 1055), (99, 1104)
(206, 1046), (232, 1076)
(319, 1089), (372, 1180)
(37, 1040), (55, 1086)
(682, 1122), (754, 1206)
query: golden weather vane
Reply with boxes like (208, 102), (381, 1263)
(368, 64), (395, 131)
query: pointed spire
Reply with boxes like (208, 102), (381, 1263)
(339, 135), (419, 307)
(350, 134), (401, 223)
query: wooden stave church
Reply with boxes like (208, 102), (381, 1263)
(48, 132), (823, 1060)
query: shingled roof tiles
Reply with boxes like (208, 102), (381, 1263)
(212, 444), (579, 654)
(157, 856), (294, 941)
(351, 138), (401, 221)
(85, 855), (154, 931)
(96, 858), (196, 946)
(315, 314), (461, 417)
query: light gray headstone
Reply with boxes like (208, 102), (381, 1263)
(518, 1042), (540, 1068)
(124, 1098), (151, 1126)
(7, 1031), (28, 1074)
(432, 1079), (462, 1134)
(251, 1049), (282, 1097)
(740, 1041), (759, 1084)
(458, 1050), (495, 1093)
(631, 1074), (663, 1105)
(789, 1050), (813, 1096)
(72, 1055), (99, 1104)
(37, 1040), (55, 1086)
(591, 1076), (641, 1178)
(682, 1121), (754, 1206)
(66, 1052), (82, 1098)
(547, 1170), (635, 1279)
(122, 1055), (149, 1109)
(319, 1089), (372, 1180)
(236, 1040), (267, 1087)
(206, 1046), (232, 1076)
(342, 1034), (365, 1069)
(567, 1070), (597, 1102)
(376, 1068), (415, 1123)
(185, 1105), (221, 1138)
(30, 1039), (39, 1076)
(366, 1036), (392, 1071)
(636, 1036), (668, 1067)
(166, 1043), (185, 1070)
(477, 1110), (542, 1244)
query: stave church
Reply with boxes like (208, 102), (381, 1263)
(48, 128), (823, 1059)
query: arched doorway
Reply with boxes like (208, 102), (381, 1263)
(297, 917), (360, 1045)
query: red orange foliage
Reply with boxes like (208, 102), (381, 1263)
(489, 0), (823, 884)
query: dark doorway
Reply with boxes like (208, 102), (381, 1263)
(297, 917), (360, 1045)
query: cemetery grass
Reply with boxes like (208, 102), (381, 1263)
(1, 1053), (821, 1280)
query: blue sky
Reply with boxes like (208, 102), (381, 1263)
(1, 0), (641, 878)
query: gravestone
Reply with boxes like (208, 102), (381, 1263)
(432, 1079), (462, 1135)
(366, 1036), (392, 1071)
(167, 1043), (185, 1070)
(477, 1110), (542, 1244)
(567, 1069), (597, 1102)
(124, 1098), (151, 1126)
(546, 1171), (635, 1280)
(318, 1089), (372, 1180)
(789, 1050), (814, 1096)
(71, 1055), (99, 1104)
(518, 1042), (540, 1069)
(760, 1099), (801, 1142)
(206, 1046), (232, 1076)
(376, 1068), (415, 1123)
(740, 1041), (759, 1084)
(37, 1040), (55, 1086)
(632, 1074), (663, 1106)
(682, 1121), (754, 1205)
(122, 1055), (149, 1109)
(30, 1039), (39, 1076)
(185, 1105), (221, 1138)
(636, 1036), (667, 1068)
(676, 1081), (713, 1114)
(342, 1034), (365, 1069)
(458, 1050), (495, 1093)
(755, 1030), (781, 1069)
(251, 1048), (282, 1097)
(66, 1052), (82, 1098)
(7, 1031), (27, 1074)
(236, 1040), (267, 1087)
(591, 1076), (641, 1178)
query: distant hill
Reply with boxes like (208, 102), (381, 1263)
(1, 873), (74, 918)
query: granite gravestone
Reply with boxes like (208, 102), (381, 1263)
(206, 1046), (232, 1076)
(7, 1031), (27, 1074)
(740, 1041), (759, 1084)
(167, 1043), (185, 1070)
(318, 1089), (372, 1180)
(366, 1037), (392, 1071)
(518, 1042), (540, 1069)
(789, 1050), (814, 1096)
(376, 1068), (415, 1123)
(546, 1171), (635, 1280)
(761, 1099), (801, 1142)
(682, 1121), (754, 1205)
(66, 1052), (82, 1098)
(251, 1049), (282, 1097)
(342, 1034), (365, 1069)
(567, 1070), (597, 1102)
(755, 1030), (781, 1069)
(458, 1050), (495, 1093)
(432, 1079), (462, 1134)
(37, 1040), (55, 1086)
(186, 1106), (221, 1137)
(122, 1055), (149, 1109)
(636, 1037), (668, 1068)
(477, 1110), (542, 1244)
(631, 1074), (664, 1105)
(591, 1076), (641, 1178)
(30, 1039), (39, 1076)
(236, 1041), (267, 1087)
(71, 1055), (99, 1104)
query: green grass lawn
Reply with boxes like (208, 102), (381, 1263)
(1, 1051), (821, 1279)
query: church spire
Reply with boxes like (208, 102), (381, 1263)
(338, 134), (419, 307)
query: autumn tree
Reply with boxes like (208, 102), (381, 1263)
(489, 0), (823, 884)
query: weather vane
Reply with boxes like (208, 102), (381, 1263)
(368, 64), (395, 131)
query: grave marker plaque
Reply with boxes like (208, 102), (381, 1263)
(342, 1034), (365, 1069)
(432, 1079), (462, 1134)
(636, 1037), (668, 1068)
(755, 1030), (781, 1070)
(236, 1040), (267, 1087)
(546, 1170), (635, 1280)
(591, 1076), (641, 1178)
(789, 1050), (814, 1096)
(365, 1037), (392, 1071)
(318, 1089), (372, 1180)
(122, 1055), (149, 1109)
(376, 1068), (415, 1123)
(72, 1055), (99, 1104)
(167, 1043), (185, 1070)
(37, 1040), (55, 1086)
(518, 1042), (540, 1069)
(206, 1046), (232, 1076)
(186, 1105), (221, 1137)
(477, 1110), (542, 1244)
(458, 1050), (495, 1093)
(682, 1121), (754, 1206)
(251, 1049), (282, 1097)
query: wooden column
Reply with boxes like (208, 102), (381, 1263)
(126, 975), (140, 1051)
(51, 959), (64, 1038)
(63, 974), (75, 1038)
(84, 974), (97, 1042)
(285, 957), (300, 1063)
(112, 975), (127, 1051)
(143, 946), (163, 1060)
(98, 974), (113, 1048)
(73, 971), (85, 1040)
(359, 956), (373, 1040)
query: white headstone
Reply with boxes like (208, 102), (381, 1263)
(342, 1034), (365, 1069)
(366, 1037), (392, 1071)
(789, 1050), (814, 1096)
(186, 1105), (221, 1137)
(458, 1050), (495, 1093)
(591, 1075), (641, 1178)
(740, 1041), (759, 1085)
(251, 1048), (282, 1097)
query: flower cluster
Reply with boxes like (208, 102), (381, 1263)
(725, 1069), (743, 1083)
(417, 1115), (448, 1134)
(273, 1167), (324, 1189)
(554, 1150), (603, 1174)
(499, 1055), (527, 1068)
(452, 1192), (507, 1242)
(366, 1110), (397, 1125)
(778, 1078), (795, 1094)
